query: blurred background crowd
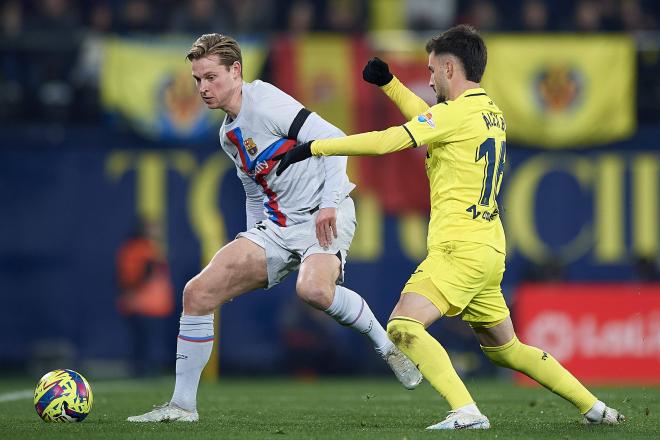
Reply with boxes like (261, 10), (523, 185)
(2, 0), (660, 124)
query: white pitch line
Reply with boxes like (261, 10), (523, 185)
(0, 379), (167, 404)
(0, 390), (32, 403)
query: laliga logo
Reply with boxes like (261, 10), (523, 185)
(533, 65), (584, 113)
(524, 311), (660, 362)
(417, 112), (435, 128)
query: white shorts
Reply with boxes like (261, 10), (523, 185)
(237, 197), (357, 289)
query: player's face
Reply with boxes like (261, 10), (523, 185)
(191, 55), (241, 110)
(428, 52), (449, 103)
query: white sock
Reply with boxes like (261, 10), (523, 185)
(325, 285), (393, 356)
(170, 313), (214, 411)
(456, 403), (481, 416)
(584, 400), (606, 420)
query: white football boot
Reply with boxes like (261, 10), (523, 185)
(382, 345), (423, 390)
(127, 402), (199, 422)
(426, 410), (491, 430)
(583, 401), (625, 425)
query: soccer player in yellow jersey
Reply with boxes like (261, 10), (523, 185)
(275, 25), (624, 430)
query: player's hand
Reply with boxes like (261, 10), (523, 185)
(274, 141), (314, 176)
(315, 207), (338, 247)
(362, 57), (393, 87)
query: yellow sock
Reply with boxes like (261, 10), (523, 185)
(482, 337), (597, 413)
(387, 317), (474, 409)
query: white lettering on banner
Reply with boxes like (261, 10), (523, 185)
(525, 312), (660, 362)
(525, 313), (574, 361)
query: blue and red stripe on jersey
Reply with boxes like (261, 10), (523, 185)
(226, 128), (297, 226)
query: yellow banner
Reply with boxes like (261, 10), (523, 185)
(481, 35), (635, 148)
(100, 37), (266, 140)
(294, 35), (357, 134)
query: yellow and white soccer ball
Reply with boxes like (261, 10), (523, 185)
(34, 369), (93, 422)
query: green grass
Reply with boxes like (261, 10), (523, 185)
(1, 377), (658, 439)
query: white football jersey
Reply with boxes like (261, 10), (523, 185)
(219, 80), (354, 228)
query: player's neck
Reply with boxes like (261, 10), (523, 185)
(223, 83), (243, 119)
(449, 80), (481, 100)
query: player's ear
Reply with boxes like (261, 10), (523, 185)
(446, 59), (454, 80)
(232, 61), (242, 79)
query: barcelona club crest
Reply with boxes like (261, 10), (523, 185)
(533, 65), (584, 113)
(244, 138), (258, 156)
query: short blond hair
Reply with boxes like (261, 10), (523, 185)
(186, 34), (242, 69)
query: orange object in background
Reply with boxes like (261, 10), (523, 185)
(116, 237), (174, 318)
(515, 283), (660, 385)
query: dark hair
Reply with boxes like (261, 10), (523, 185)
(425, 25), (487, 83)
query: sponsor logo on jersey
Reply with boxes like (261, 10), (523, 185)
(253, 160), (269, 174)
(246, 160), (270, 178)
(417, 112), (435, 128)
(244, 138), (258, 156)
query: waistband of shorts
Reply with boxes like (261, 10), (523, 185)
(308, 196), (350, 214)
(307, 195), (353, 216)
(428, 240), (501, 253)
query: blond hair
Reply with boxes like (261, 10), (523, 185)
(186, 33), (242, 70)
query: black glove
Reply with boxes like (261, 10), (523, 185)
(274, 141), (314, 176)
(362, 57), (393, 87)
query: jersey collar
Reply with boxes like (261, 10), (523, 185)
(456, 87), (487, 100)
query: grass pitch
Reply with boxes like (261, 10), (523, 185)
(0, 376), (658, 439)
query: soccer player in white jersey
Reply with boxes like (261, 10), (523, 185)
(127, 33), (422, 423)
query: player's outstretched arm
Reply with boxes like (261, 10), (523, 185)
(275, 126), (414, 176)
(363, 57), (429, 120)
(274, 141), (314, 176)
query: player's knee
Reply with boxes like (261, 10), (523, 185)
(183, 277), (219, 315)
(481, 338), (520, 368)
(296, 280), (333, 310)
(482, 348), (511, 368)
(386, 319), (420, 351)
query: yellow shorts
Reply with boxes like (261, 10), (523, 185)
(401, 241), (510, 326)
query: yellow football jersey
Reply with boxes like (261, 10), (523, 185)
(403, 88), (506, 254)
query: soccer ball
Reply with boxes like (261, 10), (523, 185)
(34, 369), (93, 422)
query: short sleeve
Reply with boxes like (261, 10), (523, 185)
(253, 81), (305, 138)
